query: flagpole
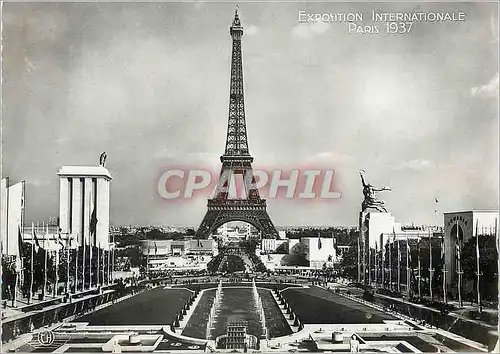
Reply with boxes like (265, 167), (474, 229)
(417, 236), (421, 299)
(494, 217), (499, 351)
(17, 181), (26, 308)
(14, 250), (19, 307)
(456, 220), (462, 307)
(89, 241), (93, 288)
(104, 248), (109, 285)
(106, 247), (110, 285)
(374, 242), (378, 287)
(362, 224), (366, 285)
(368, 245), (372, 286)
(381, 236), (385, 288)
(475, 219), (481, 313)
(406, 234), (410, 296)
(357, 234), (361, 284)
(29, 222), (34, 304)
(66, 235), (70, 294)
(442, 231), (447, 304)
(43, 223), (48, 300)
(97, 242), (101, 286)
(54, 248), (59, 297)
(389, 233), (392, 291)
(397, 232), (401, 293)
(333, 233), (337, 281)
(429, 228), (434, 300)
(82, 233), (86, 290)
(74, 236), (78, 294)
(101, 246), (105, 286)
(147, 241), (150, 277)
(109, 234), (115, 282)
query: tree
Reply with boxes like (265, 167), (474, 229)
(338, 237), (358, 279)
(461, 234), (497, 301)
(274, 242), (288, 254)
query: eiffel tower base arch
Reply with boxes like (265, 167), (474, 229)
(195, 199), (279, 239)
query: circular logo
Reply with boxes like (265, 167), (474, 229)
(37, 330), (55, 346)
(361, 226), (368, 233)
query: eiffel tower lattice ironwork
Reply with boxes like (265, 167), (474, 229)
(195, 8), (279, 239)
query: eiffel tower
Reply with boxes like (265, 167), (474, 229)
(195, 8), (279, 239)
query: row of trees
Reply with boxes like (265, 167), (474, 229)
(286, 227), (358, 244)
(114, 227), (196, 246)
(112, 228), (196, 271)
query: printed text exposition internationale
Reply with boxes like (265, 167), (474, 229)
(298, 11), (466, 23)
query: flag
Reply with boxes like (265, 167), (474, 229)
(406, 236), (411, 264)
(7, 181), (25, 256)
(392, 227), (396, 240)
(70, 234), (80, 249)
(393, 228), (400, 261)
(18, 224), (25, 259)
(90, 207), (98, 239)
(317, 233), (322, 250)
(57, 229), (65, 248)
(417, 237), (421, 261)
(441, 232), (445, 263)
(495, 217), (499, 255)
(435, 197), (439, 203)
(1, 178), (8, 254)
(32, 223), (41, 253)
(476, 219), (480, 264)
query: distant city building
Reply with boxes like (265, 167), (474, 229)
(300, 237), (337, 269)
(380, 229), (443, 246)
(214, 223), (259, 242)
(261, 239), (288, 253)
(140, 239), (217, 270)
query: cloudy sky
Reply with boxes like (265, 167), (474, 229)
(2, 1), (498, 227)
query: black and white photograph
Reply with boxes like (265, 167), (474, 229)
(1, 1), (499, 352)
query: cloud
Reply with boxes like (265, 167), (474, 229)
(471, 72), (499, 99)
(194, 1), (205, 11)
(394, 159), (432, 171)
(245, 25), (259, 36)
(29, 178), (51, 187)
(292, 21), (330, 39)
(310, 151), (354, 164)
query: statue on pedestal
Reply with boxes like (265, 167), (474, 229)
(359, 170), (391, 213)
(99, 152), (107, 167)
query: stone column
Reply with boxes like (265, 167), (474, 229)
(59, 178), (70, 234)
(97, 178), (110, 250)
(83, 178), (93, 246)
(71, 178), (82, 244)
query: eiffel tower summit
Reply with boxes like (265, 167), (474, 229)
(195, 8), (279, 240)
